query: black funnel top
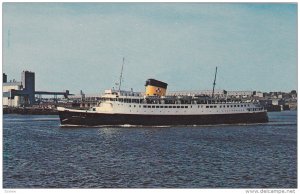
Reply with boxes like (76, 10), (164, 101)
(145, 79), (168, 89)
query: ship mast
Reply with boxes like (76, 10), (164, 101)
(212, 66), (218, 98)
(118, 57), (125, 92)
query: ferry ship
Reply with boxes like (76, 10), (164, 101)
(58, 71), (268, 126)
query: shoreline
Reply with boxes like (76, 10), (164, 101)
(3, 107), (58, 115)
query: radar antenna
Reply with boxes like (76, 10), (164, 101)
(212, 66), (218, 98)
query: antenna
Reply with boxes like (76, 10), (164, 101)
(212, 66), (218, 98)
(118, 57), (125, 92)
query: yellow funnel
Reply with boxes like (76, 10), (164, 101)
(145, 79), (168, 96)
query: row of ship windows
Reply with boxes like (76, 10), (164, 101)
(124, 104), (251, 108)
(248, 108), (263, 111)
(216, 104), (250, 108)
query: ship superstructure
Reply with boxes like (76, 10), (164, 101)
(58, 78), (268, 126)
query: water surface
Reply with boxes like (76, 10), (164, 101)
(3, 111), (297, 188)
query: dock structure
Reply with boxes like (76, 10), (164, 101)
(3, 71), (73, 107)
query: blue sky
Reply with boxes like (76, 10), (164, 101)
(3, 3), (297, 94)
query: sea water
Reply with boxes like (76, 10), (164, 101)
(3, 111), (297, 188)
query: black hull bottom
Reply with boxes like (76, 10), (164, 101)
(58, 111), (268, 127)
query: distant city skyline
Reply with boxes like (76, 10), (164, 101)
(3, 3), (297, 94)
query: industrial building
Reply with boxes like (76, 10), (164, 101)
(3, 78), (23, 107)
(3, 71), (72, 107)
